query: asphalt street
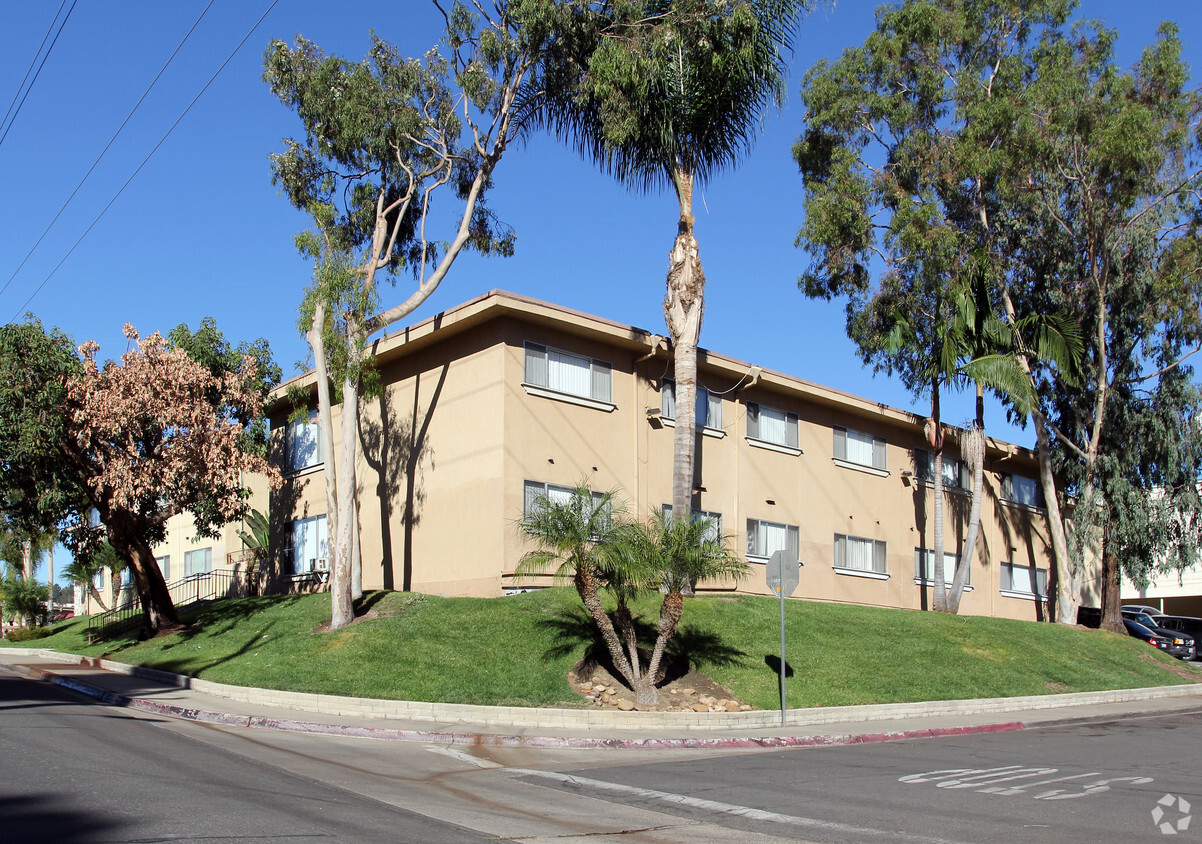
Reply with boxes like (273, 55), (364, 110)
(0, 673), (505, 844)
(539, 709), (1202, 842)
(5, 664), (1202, 843)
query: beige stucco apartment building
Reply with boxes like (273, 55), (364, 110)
(261, 290), (1066, 622)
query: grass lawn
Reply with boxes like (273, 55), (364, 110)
(6, 588), (1197, 710)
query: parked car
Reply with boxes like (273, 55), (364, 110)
(1155, 616), (1202, 661)
(1123, 619), (1196, 660)
(1121, 604), (1165, 617)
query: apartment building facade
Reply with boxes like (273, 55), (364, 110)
(265, 290), (1067, 621)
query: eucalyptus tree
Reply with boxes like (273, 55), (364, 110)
(535, 0), (808, 524)
(795, 0), (1076, 610)
(993, 22), (1202, 628)
(265, 1), (582, 629)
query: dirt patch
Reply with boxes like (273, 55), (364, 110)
(569, 657), (753, 713)
(1139, 652), (1202, 682)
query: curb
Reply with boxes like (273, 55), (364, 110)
(1, 660), (1028, 749)
(9, 647), (1202, 731)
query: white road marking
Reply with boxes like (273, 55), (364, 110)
(513, 767), (970, 844)
(901, 765), (1154, 800)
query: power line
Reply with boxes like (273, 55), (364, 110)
(9, 0), (282, 322)
(0, 0), (78, 150)
(0, 0), (217, 301)
(0, 0), (68, 133)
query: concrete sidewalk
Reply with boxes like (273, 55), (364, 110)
(3, 647), (1202, 750)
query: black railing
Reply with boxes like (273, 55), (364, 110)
(85, 569), (249, 643)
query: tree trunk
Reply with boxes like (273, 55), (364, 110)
(1099, 527), (1123, 632)
(105, 511), (180, 634)
(641, 590), (686, 706)
(999, 288), (1075, 623)
(929, 383), (947, 612)
(574, 568), (639, 693)
(947, 424), (984, 614)
(665, 167), (705, 526)
(331, 365), (359, 630)
(307, 299), (340, 588)
(351, 490), (362, 601)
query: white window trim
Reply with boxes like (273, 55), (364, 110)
(835, 566), (891, 581)
(915, 477), (970, 496)
(1001, 498), (1046, 514)
(1000, 589), (1046, 601)
(746, 554), (770, 564)
(521, 383), (616, 412)
(663, 417), (726, 438)
(832, 457), (890, 478)
(914, 578), (973, 591)
(286, 463), (324, 480)
(747, 436), (802, 456)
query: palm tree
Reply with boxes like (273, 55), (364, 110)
(536, 0), (806, 522)
(620, 510), (748, 702)
(517, 484), (644, 692)
(517, 485), (747, 706)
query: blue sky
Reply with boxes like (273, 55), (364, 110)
(3, 1), (1199, 585)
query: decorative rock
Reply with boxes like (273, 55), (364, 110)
(740, 704), (752, 711)
(691, 703), (709, 713)
(699, 694), (716, 705)
(605, 688), (618, 696)
(683, 688), (695, 695)
(616, 699), (635, 711)
(725, 701), (741, 712)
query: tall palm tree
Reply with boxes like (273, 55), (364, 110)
(536, 0), (806, 522)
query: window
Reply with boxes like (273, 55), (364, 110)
(746, 402), (799, 452)
(834, 534), (888, 576)
(290, 515), (329, 574)
(184, 547), (212, 578)
(523, 481), (612, 532)
(661, 504), (722, 544)
(833, 427), (887, 472)
(285, 410), (322, 473)
(524, 343), (612, 405)
(1001, 561), (1047, 597)
(156, 555), (171, 584)
(914, 547), (969, 587)
(1002, 474), (1045, 508)
(662, 380), (722, 429)
(915, 450), (969, 489)
(746, 518), (800, 560)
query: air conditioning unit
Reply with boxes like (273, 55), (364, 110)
(312, 557), (329, 572)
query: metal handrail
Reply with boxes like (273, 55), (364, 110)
(85, 568), (247, 643)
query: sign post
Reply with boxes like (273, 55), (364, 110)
(766, 550), (801, 728)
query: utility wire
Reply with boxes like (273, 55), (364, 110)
(0, 0), (78, 150)
(0, 0), (217, 300)
(10, 0), (282, 322)
(0, 0), (68, 135)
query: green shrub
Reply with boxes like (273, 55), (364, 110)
(4, 626), (52, 642)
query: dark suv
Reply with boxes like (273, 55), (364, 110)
(1155, 616), (1202, 661)
(1122, 610), (1197, 660)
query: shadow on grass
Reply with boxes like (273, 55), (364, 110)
(537, 606), (748, 691)
(764, 654), (795, 678)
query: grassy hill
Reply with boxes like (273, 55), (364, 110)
(6, 588), (1197, 710)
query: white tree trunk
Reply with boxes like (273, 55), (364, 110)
(946, 425), (984, 614)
